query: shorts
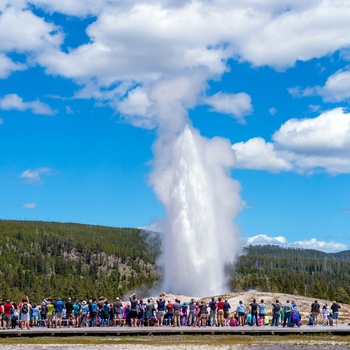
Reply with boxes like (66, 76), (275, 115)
(129, 310), (137, 318)
(238, 312), (245, 317)
(114, 313), (122, 319)
(20, 313), (30, 322)
(333, 312), (339, 320)
(156, 311), (165, 320)
(31, 315), (38, 321)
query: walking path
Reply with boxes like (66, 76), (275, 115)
(1, 324), (350, 337)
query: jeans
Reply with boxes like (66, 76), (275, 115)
(283, 312), (292, 327)
(188, 311), (196, 326)
(166, 312), (174, 326)
(271, 314), (280, 326)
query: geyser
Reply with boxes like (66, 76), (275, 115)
(152, 124), (241, 296)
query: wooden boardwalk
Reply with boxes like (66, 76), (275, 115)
(1, 325), (350, 337)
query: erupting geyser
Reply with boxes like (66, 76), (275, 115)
(151, 124), (241, 296)
(149, 74), (242, 296)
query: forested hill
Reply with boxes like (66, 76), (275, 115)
(231, 245), (350, 303)
(1, 219), (350, 304)
(0, 220), (160, 302)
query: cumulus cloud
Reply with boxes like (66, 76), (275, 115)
(115, 86), (156, 129)
(232, 137), (293, 172)
(22, 0), (350, 89)
(0, 5), (62, 52)
(293, 238), (347, 253)
(205, 92), (253, 123)
(0, 94), (55, 115)
(232, 108), (350, 174)
(19, 167), (54, 183)
(246, 234), (347, 253)
(21, 203), (37, 209)
(0, 54), (25, 78)
(1, 0), (350, 127)
(246, 234), (286, 245)
(289, 69), (350, 103)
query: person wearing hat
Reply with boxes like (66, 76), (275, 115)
(113, 297), (123, 326)
(81, 300), (89, 327)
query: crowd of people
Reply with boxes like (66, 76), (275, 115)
(0, 294), (342, 330)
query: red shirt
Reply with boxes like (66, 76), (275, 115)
(166, 303), (174, 312)
(216, 301), (225, 311)
(3, 303), (12, 315)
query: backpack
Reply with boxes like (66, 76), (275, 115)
(91, 303), (98, 313)
(21, 303), (28, 314)
(210, 301), (216, 310)
(41, 302), (47, 314)
(73, 304), (80, 314)
(273, 304), (281, 313)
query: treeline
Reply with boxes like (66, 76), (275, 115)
(2, 220), (350, 304)
(230, 245), (350, 303)
(0, 220), (160, 302)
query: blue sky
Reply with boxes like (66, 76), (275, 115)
(1, 0), (350, 253)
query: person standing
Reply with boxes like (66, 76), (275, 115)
(173, 299), (181, 327)
(250, 299), (259, 326)
(216, 298), (225, 327)
(166, 300), (174, 327)
(3, 300), (12, 330)
(209, 297), (217, 327)
(129, 293), (138, 327)
(258, 299), (266, 326)
(65, 298), (74, 327)
(311, 300), (320, 325)
(188, 299), (196, 327)
(199, 300), (208, 327)
(18, 297), (31, 330)
(54, 297), (64, 328)
(331, 301), (341, 326)
(113, 297), (123, 327)
(156, 296), (166, 327)
(223, 300), (231, 321)
(236, 300), (246, 326)
(282, 300), (293, 327)
(271, 300), (281, 327)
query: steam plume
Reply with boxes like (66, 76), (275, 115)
(149, 73), (242, 296)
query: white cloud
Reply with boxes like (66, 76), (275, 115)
(246, 234), (347, 253)
(0, 94), (55, 115)
(246, 234), (287, 245)
(21, 202), (37, 209)
(116, 86), (156, 129)
(205, 92), (253, 123)
(232, 137), (293, 172)
(0, 54), (25, 78)
(321, 70), (350, 102)
(32, 0), (350, 87)
(293, 238), (347, 253)
(0, 0), (349, 129)
(232, 108), (350, 174)
(0, 5), (62, 52)
(289, 70), (350, 103)
(19, 167), (54, 183)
